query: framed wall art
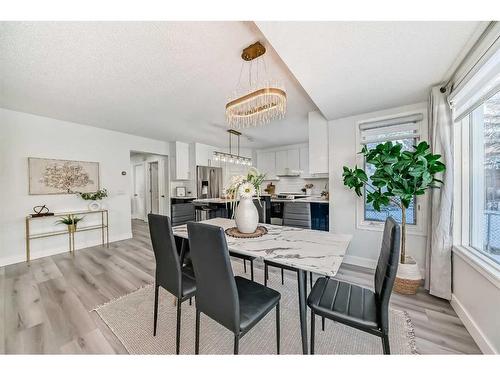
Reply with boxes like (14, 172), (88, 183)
(28, 157), (100, 195)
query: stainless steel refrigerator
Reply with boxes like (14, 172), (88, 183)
(196, 166), (223, 199)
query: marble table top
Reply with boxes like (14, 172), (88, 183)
(172, 218), (352, 277)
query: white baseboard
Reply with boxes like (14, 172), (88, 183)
(0, 232), (133, 267)
(450, 294), (497, 354)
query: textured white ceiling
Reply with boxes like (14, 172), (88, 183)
(257, 21), (482, 120)
(0, 21), (317, 148)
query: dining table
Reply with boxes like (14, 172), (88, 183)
(172, 218), (352, 354)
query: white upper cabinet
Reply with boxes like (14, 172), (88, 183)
(308, 111), (329, 174)
(299, 146), (309, 177)
(275, 150), (288, 175)
(171, 141), (190, 180)
(257, 151), (277, 180)
(195, 142), (218, 167)
(258, 144), (308, 178)
(287, 148), (300, 172)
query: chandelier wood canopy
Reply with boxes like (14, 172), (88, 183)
(226, 41), (287, 129)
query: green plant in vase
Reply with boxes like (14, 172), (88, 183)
(342, 141), (445, 294)
(56, 215), (84, 233)
(76, 188), (108, 211)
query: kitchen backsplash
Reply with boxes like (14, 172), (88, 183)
(262, 177), (328, 195)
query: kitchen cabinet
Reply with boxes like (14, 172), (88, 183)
(275, 150), (288, 175)
(276, 149), (300, 176)
(287, 148), (300, 172)
(195, 142), (218, 167)
(299, 146), (309, 177)
(308, 111), (329, 174)
(257, 151), (277, 180)
(171, 141), (190, 180)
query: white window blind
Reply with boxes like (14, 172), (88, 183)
(450, 47), (500, 121)
(359, 113), (423, 144)
(448, 22), (500, 121)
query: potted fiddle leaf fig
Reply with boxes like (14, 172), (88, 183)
(342, 141), (445, 295)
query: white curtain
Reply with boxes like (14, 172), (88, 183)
(425, 86), (454, 300)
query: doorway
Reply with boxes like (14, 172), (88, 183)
(130, 151), (169, 223)
(132, 162), (146, 220)
(149, 161), (159, 215)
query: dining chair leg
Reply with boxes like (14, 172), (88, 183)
(310, 311), (316, 355)
(243, 259), (247, 273)
(153, 283), (159, 336)
(234, 334), (240, 355)
(195, 309), (200, 354)
(281, 268), (284, 285)
(176, 297), (182, 354)
(189, 297), (192, 306)
(309, 272), (313, 289)
(322, 316), (325, 331)
(264, 263), (268, 287)
(250, 259), (254, 281)
(276, 302), (280, 354)
(381, 333), (390, 355)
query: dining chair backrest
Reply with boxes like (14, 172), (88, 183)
(148, 214), (182, 297)
(374, 216), (401, 333)
(187, 221), (240, 333)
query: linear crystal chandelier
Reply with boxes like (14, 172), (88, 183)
(226, 42), (287, 129)
(213, 129), (252, 165)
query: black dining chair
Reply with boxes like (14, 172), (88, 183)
(307, 217), (400, 354)
(187, 221), (281, 354)
(148, 214), (196, 355)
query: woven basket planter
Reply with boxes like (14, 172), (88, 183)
(394, 256), (421, 295)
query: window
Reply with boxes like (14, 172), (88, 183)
(359, 114), (423, 226)
(468, 91), (500, 264)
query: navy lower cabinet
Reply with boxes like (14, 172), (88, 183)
(311, 203), (329, 231)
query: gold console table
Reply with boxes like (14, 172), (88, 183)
(25, 209), (109, 262)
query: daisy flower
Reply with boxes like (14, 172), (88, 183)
(238, 182), (256, 199)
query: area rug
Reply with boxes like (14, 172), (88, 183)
(94, 262), (417, 354)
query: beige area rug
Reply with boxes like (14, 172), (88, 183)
(94, 261), (417, 355)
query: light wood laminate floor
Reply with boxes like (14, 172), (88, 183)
(0, 219), (481, 354)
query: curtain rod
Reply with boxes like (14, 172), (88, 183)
(440, 21), (497, 93)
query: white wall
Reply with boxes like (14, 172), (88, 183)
(0, 108), (169, 266)
(328, 102), (429, 269)
(451, 252), (500, 353)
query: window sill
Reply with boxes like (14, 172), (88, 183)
(452, 245), (500, 289)
(357, 220), (427, 237)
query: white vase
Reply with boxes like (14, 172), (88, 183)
(235, 197), (258, 233)
(88, 200), (101, 211)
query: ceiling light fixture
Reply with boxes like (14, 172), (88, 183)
(213, 129), (252, 166)
(226, 41), (287, 128)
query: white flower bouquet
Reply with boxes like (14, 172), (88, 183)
(225, 167), (266, 217)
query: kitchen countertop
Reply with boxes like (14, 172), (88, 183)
(271, 196), (329, 204)
(191, 196), (328, 204)
(192, 197), (260, 204)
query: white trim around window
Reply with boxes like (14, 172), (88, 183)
(354, 108), (429, 236)
(453, 98), (500, 276)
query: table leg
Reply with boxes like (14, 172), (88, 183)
(297, 269), (308, 354)
(106, 211), (109, 248)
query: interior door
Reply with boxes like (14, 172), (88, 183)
(149, 161), (159, 214)
(133, 163), (146, 220)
